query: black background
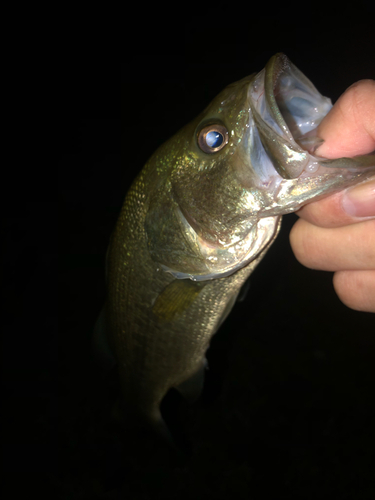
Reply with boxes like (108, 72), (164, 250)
(4, 15), (375, 500)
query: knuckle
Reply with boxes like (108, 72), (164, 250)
(289, 220), (321, 269)
(333, 271), (360, 310)
(333, 270), (375, 312)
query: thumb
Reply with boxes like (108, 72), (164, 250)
(315, 79), (375, 159)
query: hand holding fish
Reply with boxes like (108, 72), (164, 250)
(290, 80), (375, 312)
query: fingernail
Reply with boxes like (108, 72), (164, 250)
(342, 179), (375, 217)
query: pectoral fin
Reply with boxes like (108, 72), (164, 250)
(152, 279), (206, 323)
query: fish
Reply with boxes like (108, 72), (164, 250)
(95, 53), (375, 441)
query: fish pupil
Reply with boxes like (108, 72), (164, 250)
(206, 130), (223, 148)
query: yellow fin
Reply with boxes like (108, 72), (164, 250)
(152, 279), (205, 322)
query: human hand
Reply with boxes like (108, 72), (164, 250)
(290, 80), (375, 312)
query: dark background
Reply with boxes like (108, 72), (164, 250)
(4, 16), (375, 500)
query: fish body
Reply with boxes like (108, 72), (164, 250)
(101, 54), (374, 436)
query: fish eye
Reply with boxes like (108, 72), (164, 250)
(197, 123), (229, 153)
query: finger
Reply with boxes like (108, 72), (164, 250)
(296, 177), (375, 228)
(289, 218), (375, 271)
(316, 79), (375, 159)
(333, 270), (375, 313)
(296, 80), (375, 228)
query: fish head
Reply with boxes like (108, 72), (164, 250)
(146, 54), (375, 281)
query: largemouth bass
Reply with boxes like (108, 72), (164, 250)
(97, 53), (374, 440)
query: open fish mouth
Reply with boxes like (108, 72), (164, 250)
(248, 53), (374, 183)
(248, 53), (333, 180)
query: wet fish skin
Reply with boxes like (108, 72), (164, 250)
(102, 54), (374, 437)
